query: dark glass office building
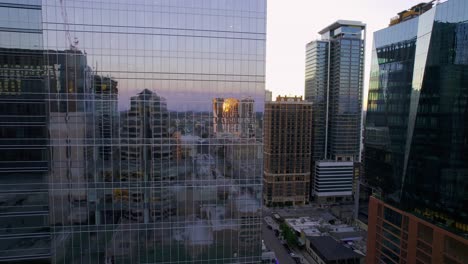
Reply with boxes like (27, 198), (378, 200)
(0, 0), (266, 263)
(365, 0), (468, 262)
(0, 0), (49, 262)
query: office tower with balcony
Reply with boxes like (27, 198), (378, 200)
(365, 0), (468, 262)
(263, 96), (313, 206)
(0, 0), (266, 263)
(305, 20), (366, 203)
(313, 161), (354, 200)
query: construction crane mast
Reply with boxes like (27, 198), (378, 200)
(59, 0), (79, 50)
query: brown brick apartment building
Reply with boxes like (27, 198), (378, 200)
(263, 96), (312, 206)
(367, 197), (468, 264)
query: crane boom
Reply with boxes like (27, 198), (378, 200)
(59, 0), (78, 50)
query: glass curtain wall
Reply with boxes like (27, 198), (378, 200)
(365, 0), (468, 236)
(0, 0), (266, 263)
(0, 0), (50, 262)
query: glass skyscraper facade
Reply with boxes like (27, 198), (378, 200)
(0, 0), (266, 263)
(305, 20), (365, 162)
(0, 1), (49, 262)
(305, 20), (365, 203)
(365, 0), (468, 262)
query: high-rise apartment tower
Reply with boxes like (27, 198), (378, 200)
(305, 20), (365, 162)
(263, 96), (313, 206)
(305, 20), (366, 202)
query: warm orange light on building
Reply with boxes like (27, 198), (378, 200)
(222, 98), (239, 113)
(366, 197), (468, 264)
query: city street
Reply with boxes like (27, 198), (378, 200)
(262, 218), (295, 264)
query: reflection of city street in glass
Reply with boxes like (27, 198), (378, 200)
(1, 0), (266, 262)
(45, 68), (264, 262)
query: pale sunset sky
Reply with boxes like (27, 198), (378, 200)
(266, 0), (426, 103)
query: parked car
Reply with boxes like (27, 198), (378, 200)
(290, 253), (303, 264)
(273, 213), (283, 222)
(283, 244), (292, 254)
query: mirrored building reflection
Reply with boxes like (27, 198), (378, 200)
(0, 0), (265, 263)
(213, 97), (256, 138)
(365, 0), (468, 262)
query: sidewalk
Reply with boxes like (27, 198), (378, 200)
(298, 249), (316, 264)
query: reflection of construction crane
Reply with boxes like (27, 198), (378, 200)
(59, 0), (79, 50)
